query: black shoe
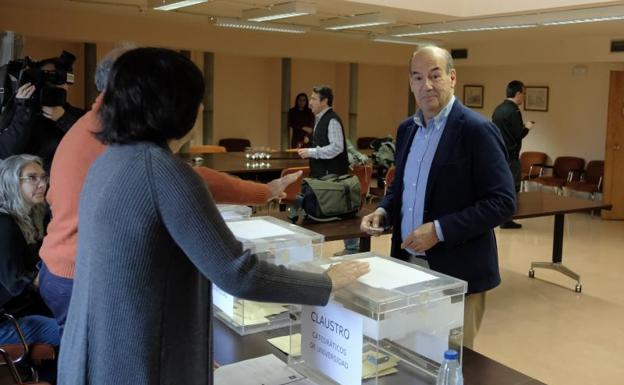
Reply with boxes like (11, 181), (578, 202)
(500, 220), (522, 229)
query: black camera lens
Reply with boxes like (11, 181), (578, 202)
(40, 87), (67, 107)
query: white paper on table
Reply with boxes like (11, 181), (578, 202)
(226, 219), (295, 240)
(233, 301), (289, 326)
(214, 354), (307, 385)
(268, 333), (302, 356)
(322, 256), (436, 290)
(212, 284), (234, 318)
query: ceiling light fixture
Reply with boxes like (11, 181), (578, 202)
(322, 13), (395, 31)
(370, 35), (439, 46)
(392, 15), (539, 37)
(149, 0), (208, 11)
(538, 5), (624, 25)
(243, 2), (316, 22)
(393, 28), (455, 37)
(214, 17), (309, 33)
(391, 5), (624, 37)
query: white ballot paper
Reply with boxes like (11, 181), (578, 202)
(214, 354), (311, 385)
(227, 219), (295, 240)
(268, 334), (301, 356)
(323, 256), (436, 290)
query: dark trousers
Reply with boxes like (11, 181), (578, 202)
(39, 262), (74, 334)
(509, 158), (521, 193)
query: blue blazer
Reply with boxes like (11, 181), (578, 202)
(380, 99), (516, 294)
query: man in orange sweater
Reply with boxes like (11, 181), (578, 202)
(38, 47), (300, 330)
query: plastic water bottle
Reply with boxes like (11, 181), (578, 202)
(436, 349), (463, 385)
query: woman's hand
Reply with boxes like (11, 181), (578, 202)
(326, 260), (370, 291)
(267, 170), (302, 201)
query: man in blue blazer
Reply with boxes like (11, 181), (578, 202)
(361, 46), (515, 348)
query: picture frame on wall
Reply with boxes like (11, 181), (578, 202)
(463, 85), (484, 109)
(524, 86), (549, 112)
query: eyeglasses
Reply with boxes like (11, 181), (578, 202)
(19, 175), (49, 184)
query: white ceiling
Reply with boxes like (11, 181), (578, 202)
(10, 0), (624, 46)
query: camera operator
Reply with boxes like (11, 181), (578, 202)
(0, 51), (85, 170)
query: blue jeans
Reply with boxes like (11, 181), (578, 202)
(39, 263), (74, 334)
(0, 315), (60, 345)
(344, 238), (360, 251)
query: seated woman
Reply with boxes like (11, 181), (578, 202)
(0, 154), (59, 346)
(57, 48), (369, 385)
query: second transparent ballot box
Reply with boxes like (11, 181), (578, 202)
(212, 216), (324, 335)
(216, 204), (252, 221)
(287, 252), (467, 385)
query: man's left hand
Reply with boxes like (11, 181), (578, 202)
(297, 148), (311, 159)
(42, 106), (65, 122)
(401, 222), (439, 253)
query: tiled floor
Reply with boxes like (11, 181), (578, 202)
(324, 212), (624, 385)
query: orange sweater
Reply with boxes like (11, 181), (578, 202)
(40, 95), (271, 278)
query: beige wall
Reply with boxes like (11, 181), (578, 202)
(456, 62), (624, 163)
(22, 37), (85, 109)
(291, 59), (350, 132)
(212, 53), (281, 149)
(357, 64), (410, 139)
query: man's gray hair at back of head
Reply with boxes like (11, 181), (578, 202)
(95, 44), (138, 92)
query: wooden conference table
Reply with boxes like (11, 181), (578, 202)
(515, 192), (611, 292)
(269, 192), (612, 293)
(213, 319), (545, 385)
(180, 151), (308, 182)
(269, 203), (388, 253)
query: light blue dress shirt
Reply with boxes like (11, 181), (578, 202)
(401, 96), (455, 255)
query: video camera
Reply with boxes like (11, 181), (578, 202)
(0, 50), (76, 111)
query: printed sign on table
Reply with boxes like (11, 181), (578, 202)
(301, 301), (363, 385)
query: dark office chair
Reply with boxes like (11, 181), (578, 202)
(218, 138), (251, 152)
(384, 166), (396, 195)
(356, 137), (378, 150)
(278, 166), (310, 211)
(532, 156), (585, 194)
(368, 166), (395, 202)
(563, 160), (604, 199)
(0, 312), (56, 384)
(520, 151), (548, 190)
(350, 164), (373, 203)
(188, 145), (226, 154)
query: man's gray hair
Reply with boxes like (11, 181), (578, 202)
(408, 45), (454, 74)
(0, 154), (47, 244)
(95, 44), (138, 92)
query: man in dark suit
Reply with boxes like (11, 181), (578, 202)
(492, 80), (535, 229)
(360, 46), (515, 348)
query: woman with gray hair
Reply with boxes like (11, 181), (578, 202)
(0, 154), (59, 346)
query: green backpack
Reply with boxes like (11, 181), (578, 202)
(288, 174), (362, 222)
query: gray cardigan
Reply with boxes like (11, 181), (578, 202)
(58, 142), (332, 385)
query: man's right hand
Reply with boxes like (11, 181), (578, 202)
(16, 83), (36, 100)
(526, 120), (535, 129)
(360, 209), (386, 236)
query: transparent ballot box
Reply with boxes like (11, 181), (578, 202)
(212, 216), (324, 335)
(216, 204), (252, 221)
(288, 252), (467, 385)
